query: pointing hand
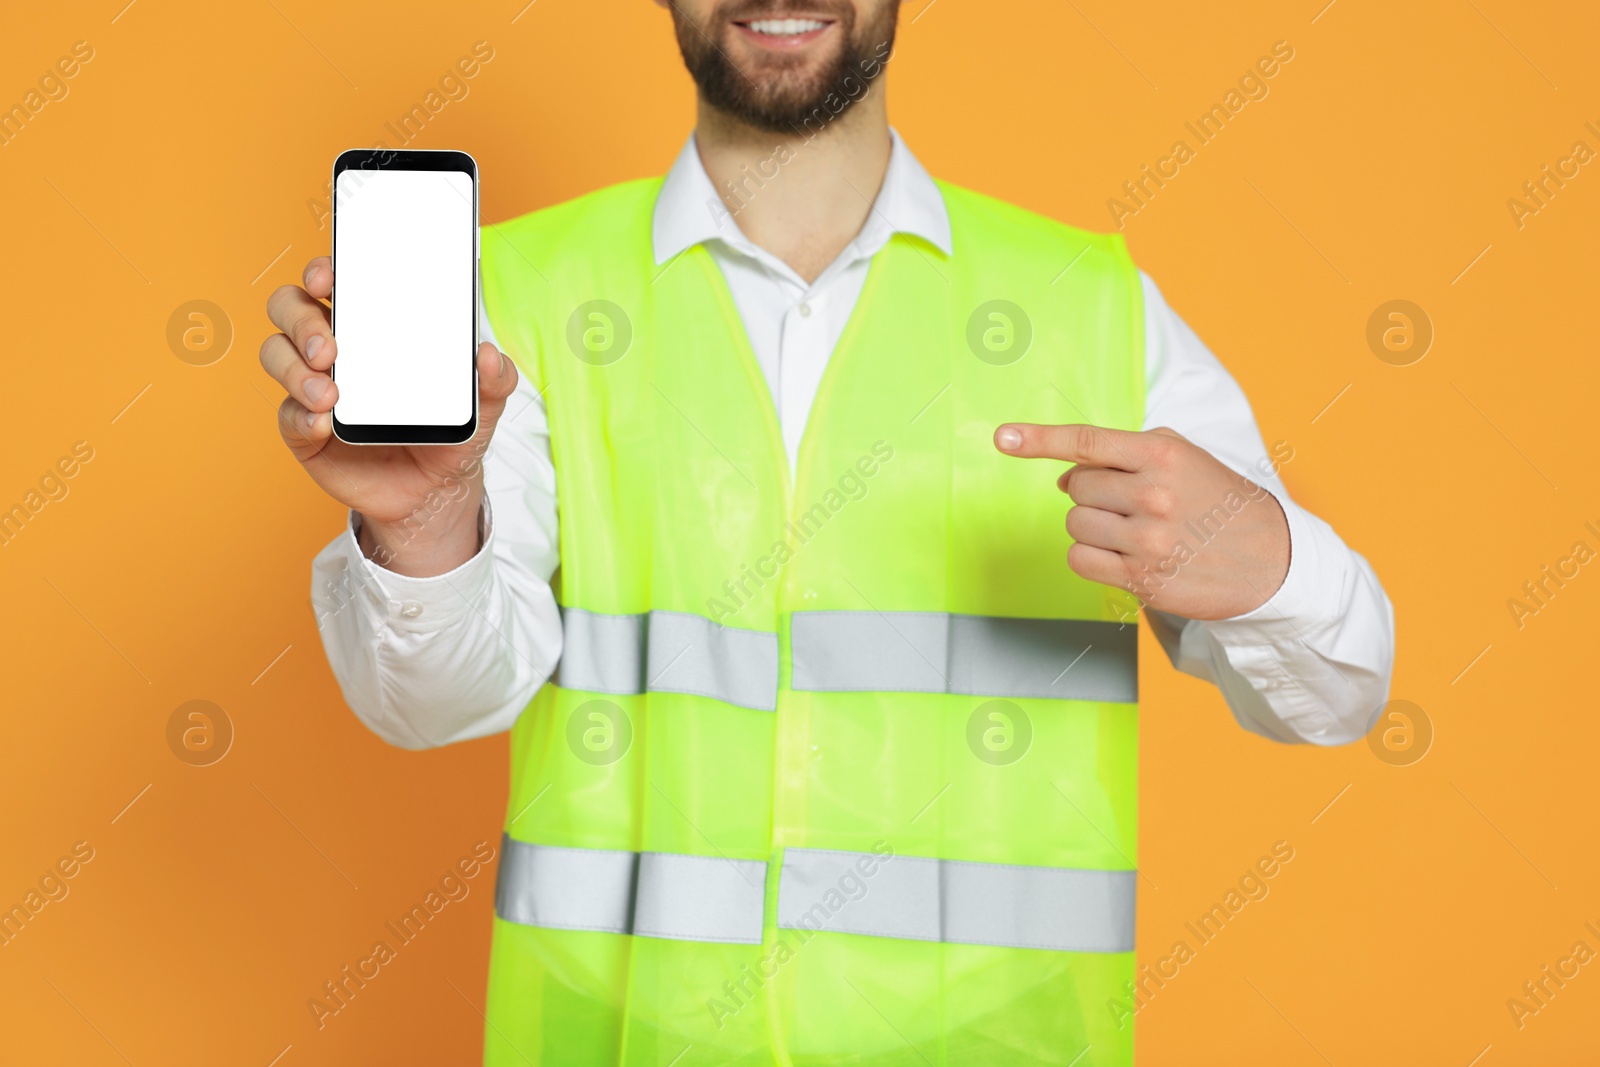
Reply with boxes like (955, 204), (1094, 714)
(994, 423), (1290, 621)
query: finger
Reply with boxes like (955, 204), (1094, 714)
(1066, 541), (1130, 589)
(1066, 504), (1134, 553)
(277, 394), (334, 459)
(477, 342), (517, 408)
(266, 284), (336, 371)
(470, 343), (518, 441)
(260, 333), (338, 411)
(995, 422), (1164, 472)
(302, 256), (333, 301)
(446, 343), (521, 463)
(1058, 466), (1142, 514)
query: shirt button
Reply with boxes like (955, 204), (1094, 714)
(399, 602), (423, 619)
(803, 590), (818, 601)
(798, 302), (812, 318)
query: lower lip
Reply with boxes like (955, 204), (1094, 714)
(733, 21), (834, 50)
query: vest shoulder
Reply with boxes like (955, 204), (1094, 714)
(937, 181), (1132, 269)
(485, 177), (662, 251)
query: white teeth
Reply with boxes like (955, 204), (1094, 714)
(746, 18), (827, 36)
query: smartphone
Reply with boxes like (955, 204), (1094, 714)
(331, 148), (478, 445)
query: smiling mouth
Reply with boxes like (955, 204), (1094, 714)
(732, 16), (837, 47)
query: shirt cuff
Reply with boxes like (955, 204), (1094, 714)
(1204, 495), (1346, 646)
(339, 499), (496, 632)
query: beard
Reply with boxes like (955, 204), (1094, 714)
(669, 1), (899, 135)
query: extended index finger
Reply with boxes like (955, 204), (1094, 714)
(994, 422), (1159, 471)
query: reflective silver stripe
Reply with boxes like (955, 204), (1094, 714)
(647, 610), (779, 711)
(558, 607), (779, 711)
(791, 612), (1137, 704)
(557, 608), (646, 693)
(495, 835), (767, 944)
(777, 847), (1136, 953)
(558, 608), (1134, 709)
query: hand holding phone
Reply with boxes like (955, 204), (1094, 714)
(258, 150), (519, 577)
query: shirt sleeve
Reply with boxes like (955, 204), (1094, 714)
(1137, 271), (1395, 745)
(309, 291), (562, 748)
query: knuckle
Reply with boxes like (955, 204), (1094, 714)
(1147, 436), (1181, 467)
(1137, 483), (1174, 517)
(1068, 424), (1101, 459)
(266, 283), (300, 318)
(284, 312), (312, 347)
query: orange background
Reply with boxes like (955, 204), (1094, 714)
(3, 0), (1598, 1063)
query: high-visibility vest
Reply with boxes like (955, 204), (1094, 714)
(479, 176), (1145, 1066)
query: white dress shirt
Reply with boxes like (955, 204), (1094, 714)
(311, 131), (1394, 750)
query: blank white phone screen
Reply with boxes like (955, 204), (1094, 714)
(334, 169), (473, 426)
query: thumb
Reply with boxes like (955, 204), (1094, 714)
(450, 343), (518, 464)
(475, 342), (519, 420)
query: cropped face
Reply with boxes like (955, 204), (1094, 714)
(662, 0), (900, 133)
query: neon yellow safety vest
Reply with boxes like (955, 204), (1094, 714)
(480, 176), (1145, 1066)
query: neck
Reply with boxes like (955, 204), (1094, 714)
(695, 89), (892, 284)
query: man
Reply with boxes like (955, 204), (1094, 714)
(262, 2), (1393, 1062)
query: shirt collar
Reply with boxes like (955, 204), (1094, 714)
(651, 127), (952, 266)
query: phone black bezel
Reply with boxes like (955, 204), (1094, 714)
(330, 147), (479, 446)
